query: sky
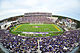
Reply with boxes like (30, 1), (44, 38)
(0, 0), (80, 21)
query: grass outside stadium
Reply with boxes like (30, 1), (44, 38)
(10, 24), (63, 37)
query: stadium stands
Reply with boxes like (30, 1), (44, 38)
(18, 12), (53, 24)
(19, 17), (53, 24)
(0, 12), (80, 53)
(0, 29), (80, 53)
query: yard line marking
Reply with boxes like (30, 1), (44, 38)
(52, 24), (60, 31)
(13, 25), (22, 31)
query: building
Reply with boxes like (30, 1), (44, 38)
(59, 18), (77, 29)
(19, 12), (53, 24)
(0, 21), (18, 29)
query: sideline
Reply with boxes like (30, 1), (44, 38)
(13, 25), (22, 31)
(52, 24), (60, 31)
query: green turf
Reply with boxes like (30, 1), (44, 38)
(11, 24), (63, 32)
(10, 24), (63, 37)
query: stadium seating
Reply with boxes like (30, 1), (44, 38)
(19, 17), (53, 24)
(0, 29), (80, 53)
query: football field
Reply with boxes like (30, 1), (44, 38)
(12, 24), (63, 32)
(10, 24), (63, 37)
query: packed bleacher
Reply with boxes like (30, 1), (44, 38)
(0, 29), (80, 53)
(19, 17), (53, 24)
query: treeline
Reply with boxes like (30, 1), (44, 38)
(52, 15), (67, 20)
(0, 15), (24, 23)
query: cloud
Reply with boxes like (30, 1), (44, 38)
(0, 0), (80, 21)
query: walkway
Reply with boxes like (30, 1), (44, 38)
(0, 43), (9, 53)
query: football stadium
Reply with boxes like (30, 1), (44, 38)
(0, 12), (80, 53)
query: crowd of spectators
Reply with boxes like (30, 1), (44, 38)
(0, 29), (80, 53)
(19, 17), (53, 24)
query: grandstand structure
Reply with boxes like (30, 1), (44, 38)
(19, 12), (53, 24)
